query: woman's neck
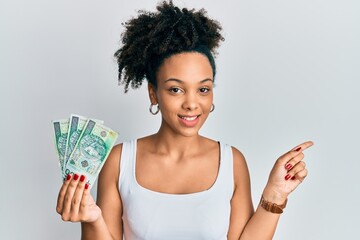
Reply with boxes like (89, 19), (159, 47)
(150, 125), (203, 159)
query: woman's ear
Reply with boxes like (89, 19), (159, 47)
(148, 83), (158, 104)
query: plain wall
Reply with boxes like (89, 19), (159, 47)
(1, 0), (359, 239)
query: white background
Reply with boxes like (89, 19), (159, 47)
(1, 0), (359, 239)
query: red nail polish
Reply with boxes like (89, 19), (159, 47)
(285, 163), (292, 170)
(80, 175), (85, 182)
(66, 174), (71, 181)
(295, 147), (301, 152)
(85, 184), (89, 190)
(291, 176), (296, 180)
(74, 174), (79, 180)
(285, 174), (291, 180)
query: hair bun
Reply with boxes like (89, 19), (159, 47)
(114, 0), (224, 92)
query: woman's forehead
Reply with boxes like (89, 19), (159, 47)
(157, 52), (213, 82)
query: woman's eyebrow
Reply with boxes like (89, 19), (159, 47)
(164, 78), (183, 84)
(200, 78), (213, 83)
(164, 78), (213, 84)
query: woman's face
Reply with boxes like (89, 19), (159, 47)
(149, 52), (214, 137)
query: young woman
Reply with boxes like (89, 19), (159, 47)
(56, 1), (313, 239)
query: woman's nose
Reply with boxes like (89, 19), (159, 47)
(182, 93), (199, 111)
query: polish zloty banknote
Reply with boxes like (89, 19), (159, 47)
(64, 119), (118, 188)
(52, 119), (70, 173)
(63, 114), (103, 178)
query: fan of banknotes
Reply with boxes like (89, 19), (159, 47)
(52, 114), (118, 188)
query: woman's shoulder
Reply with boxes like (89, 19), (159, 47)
(109, 142), (123, 162)
(111, 138), (138, 153)
(229, 145), (246, 162)
(100, 143), (122, 178)
(99, 139), (137, 187)
(214, 141), (248, 176)
(227, 145), (250, 190)
(110, 139), (136, 162)
(205, 137), (246, 161)
(204, 139), (248, 182)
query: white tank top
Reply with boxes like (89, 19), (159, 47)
(119, 139), (234, 240)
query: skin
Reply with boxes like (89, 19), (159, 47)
(56, 52), (314, 240)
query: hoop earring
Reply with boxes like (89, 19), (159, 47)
(210, 103), (215, 113)
(149, 104), (160, 115)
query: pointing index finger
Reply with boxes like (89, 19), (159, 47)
(292, 141), (314, 152)
(278, 141), (314, 164)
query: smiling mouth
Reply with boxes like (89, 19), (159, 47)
(178, 115), (200, 121)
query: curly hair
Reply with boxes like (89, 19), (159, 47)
(114, 0), (224, 92)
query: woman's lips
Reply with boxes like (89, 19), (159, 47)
(178, 115), (200, 127)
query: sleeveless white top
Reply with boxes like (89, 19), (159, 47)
(119, 139), (234, 240)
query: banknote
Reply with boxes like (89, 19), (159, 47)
(63, 114), (103, 178)
(63, 119), (118, 188)
(52, 119), (70, 173)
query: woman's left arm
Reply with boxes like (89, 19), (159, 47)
(227, 141), (314, 240)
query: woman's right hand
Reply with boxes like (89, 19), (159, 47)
(56, 174), (102, 223)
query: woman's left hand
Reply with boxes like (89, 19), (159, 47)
(263, 141), (314, 204)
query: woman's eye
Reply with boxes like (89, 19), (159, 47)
(199, 87), (210, 93)
(169, 87), (182, 93)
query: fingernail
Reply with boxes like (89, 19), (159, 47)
(66, 174), (71, 181)
(291, 176), (296, 180)
(85, 184), (89, 190)
(80, 175), (85, 182)
(295, 147), (301, 152)
(74, 174), (79, 181)
(285, 163), (292, 170)
(285, 174), (291, 180)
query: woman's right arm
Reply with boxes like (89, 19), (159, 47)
(56, 144), (123, 240)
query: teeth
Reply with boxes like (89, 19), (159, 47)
(181, 116), (197, 121)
